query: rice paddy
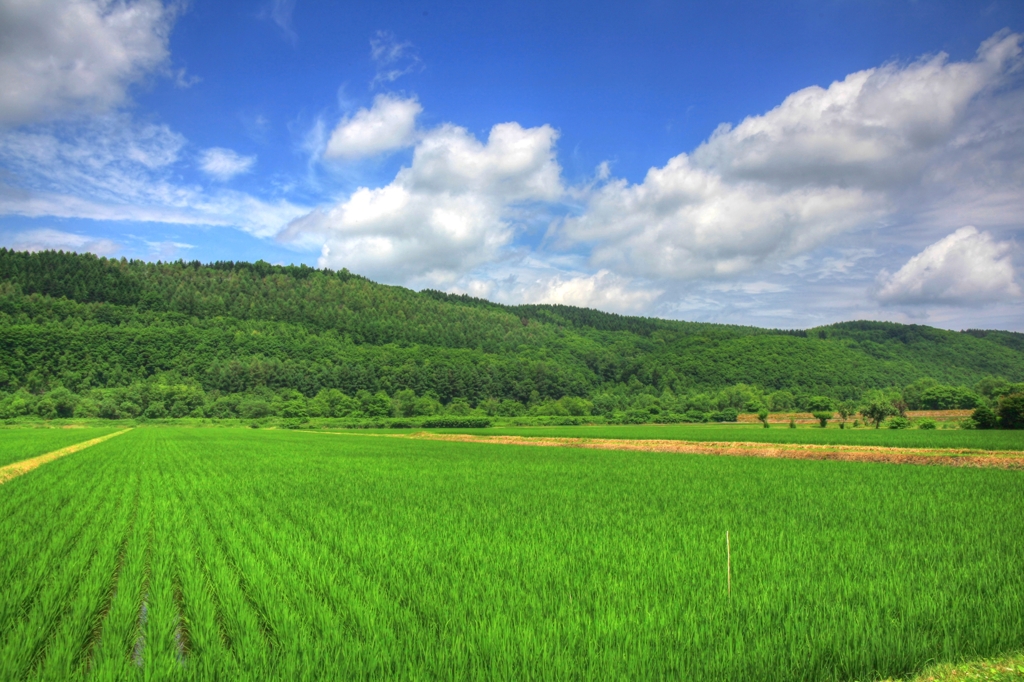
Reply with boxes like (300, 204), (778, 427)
(0, 426), (1022, 681)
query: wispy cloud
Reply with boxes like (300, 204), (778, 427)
(1, 228), (120, 256)
(173, 67), (201, 89)
(199, 148), (256, 181)
(0, 115), (307, 238)
(370, 31), (423, 88)
(259, 0), (297, 44)
(241, 113), (271, 144)
(139, 237), (195, 260)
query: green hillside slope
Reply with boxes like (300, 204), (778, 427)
(1, 248), (1022, 420)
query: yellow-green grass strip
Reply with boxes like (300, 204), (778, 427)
(882, 651), (1024, 681)
(0, 429), (132, 484)
(0, 427), (121, 468)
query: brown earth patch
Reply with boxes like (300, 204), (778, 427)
(0, 429), (132, 484)
(393, 432), (1024, 469)
(736, 410), (973, 424)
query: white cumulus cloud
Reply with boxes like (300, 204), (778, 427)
(282, 121), (563, 282)
(561, 155), (880, 279)
(0, 0), (177, 126)
(447, 255), (663, 314)
(557, 30), (1024, 283)
(324, 94), (422, 160)
(875, 226), (1020, 306)
(199, 147), (256, 181)
(496, 268), (662, 313)
(690, 31), (1022, 189)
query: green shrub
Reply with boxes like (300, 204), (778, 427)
(144, 401), (167, 419)
(998, 393), (1024, 429)
(887, 416), (911, 429)
(34, 397), (57, 420)
(972, 404), (999, 430)
(421, 417), (491, 429)
(915, 418), (937, 430)
(552, 417), (585, 426)
(494, 399), (526, 417)
(446, 397), (473, 416)
(238, 399), (274, 420)
(623, 409), (651, 424)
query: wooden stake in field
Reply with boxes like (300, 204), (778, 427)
(726, 530), (732, 598)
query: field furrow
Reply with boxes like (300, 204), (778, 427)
(0, 448), (134, 679)
(87, 472), (152, 681)
(33, 483), (138, 680)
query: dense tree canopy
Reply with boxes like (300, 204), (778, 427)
(1, 249), (1023, 424)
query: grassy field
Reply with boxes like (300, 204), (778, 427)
(1, 426), (1022, 680)
(0, 426), (121, 467)
(424, 423), (1024, 451)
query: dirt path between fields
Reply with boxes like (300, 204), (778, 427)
(0, 429), (133, 484)
(384, 432), (1024, 469)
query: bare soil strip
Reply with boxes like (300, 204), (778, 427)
(390, 432), (1024, 469)
(0, 429), (132, 485)
(736, 409), (972, 424)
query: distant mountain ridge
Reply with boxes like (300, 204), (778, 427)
(1, 248), (1022, 408)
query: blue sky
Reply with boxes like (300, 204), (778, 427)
(1, 0), (1023, 331)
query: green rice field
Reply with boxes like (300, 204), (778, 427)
(0, 427), (120, 468)
(1, 426), (1022, 681)
(427, 423), (1024, 451)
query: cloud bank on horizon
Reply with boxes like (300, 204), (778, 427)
(0, 0), (1022, 331)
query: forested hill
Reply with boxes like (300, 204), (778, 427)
(1, 248), (1023, 416)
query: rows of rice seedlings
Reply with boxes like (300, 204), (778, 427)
(0, 426), (120, 467)
(0, 433), (141, 680)
(1, 426), (1022, 680)
(430, 423), (1024, 451)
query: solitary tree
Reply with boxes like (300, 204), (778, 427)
(757, 407), (770, 428)
(891, 398), (908, 418)
(812, 411), (832, 428)
(861, 400), (896, 429)
(836, 401), (855, 429)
